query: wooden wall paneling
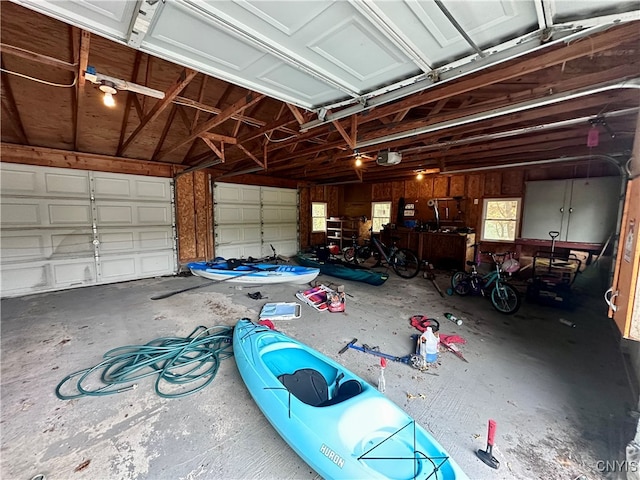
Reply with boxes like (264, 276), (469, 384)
(421, 176), (434, 198)
(299, 186), (311, 249)
(484, 172), (502, 196)
(311, 185), (325, 201)
(194, 171), (211, 259)
(433, 176), (449, 197)
(405, 179), (421, 201)
(327, 186), (339, 216)
(176, 172), (197, 263)
(466, 174), (484, 232)
(372, 182), (392, 201)
(502, 170), (525, 196)
(450, 175), (465, 197)
(392, 181), (405, 223)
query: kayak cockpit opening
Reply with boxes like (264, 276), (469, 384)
(276, 368), (363, 407)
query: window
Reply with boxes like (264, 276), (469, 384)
(481, 198), (521, 241)
(312, 202), (327, 233)
(371, 201), (392, 232)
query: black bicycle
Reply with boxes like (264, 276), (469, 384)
(345, 227), (420, 278)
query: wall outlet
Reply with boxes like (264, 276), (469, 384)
(474, 198), (479, 205)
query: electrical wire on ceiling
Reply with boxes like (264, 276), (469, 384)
(0, 67), (77, 87)
(264, 131), (299, 143)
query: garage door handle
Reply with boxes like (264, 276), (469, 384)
(604, 287), (618, 312)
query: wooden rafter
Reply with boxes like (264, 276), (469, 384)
(237, 143), (264, 168)
(0, 43), (76, 71)
(73, 29), (90, 150)
(201, 137), (224, 160)
(159, 91), (265, 159)
(119, 68), (198, 155)
(117, 51), (144, 154)
(200, 132), (237, 144)
(0, 60), (28, 144)
(152, 104), (178, 159)
(359, 22), (640, 126)
(331, 119), (355, 149)
(190, 75), (208, 131)
(286, 103), (306, 124)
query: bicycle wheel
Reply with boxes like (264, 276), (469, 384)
(355, 245), (372, 264)
(491, 283), (521, 314)
(451, 271), (471, 295)
(343, 246), (357, 263)
(391, 248), (420, 278)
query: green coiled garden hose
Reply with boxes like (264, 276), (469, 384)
(55, 325), (234, 400)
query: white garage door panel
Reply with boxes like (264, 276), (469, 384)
(262, 187), (297, 205)
(1, 229), (94, 262)
(1, 163), (90, 197)
(52, 259), (97, 285)
(1, 198), (93, 227)
(98, 228), (174, 253)
(100, 251), (176, 282)
(92, 172), (172, 201)
(3, 257), (97, 296)
(262, 205), (297, 223)
(2, 263), (49, 296)
(216, 205), (261, 224)
(213, 182), (298, 260)
(1, 163), (177, 298)
(95, 202), (172, 225)
(215, 183), (261, 204)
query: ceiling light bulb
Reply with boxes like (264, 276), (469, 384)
(416, 172), (424, 180)
(103, 91), (115, 107)
(99, 81), (117, 108)
(355, 158), (362, 167)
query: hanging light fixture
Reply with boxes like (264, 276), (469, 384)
(355, 157), (362, 167)
(416, 172), (424, 180)
(99, 80), (117, 107)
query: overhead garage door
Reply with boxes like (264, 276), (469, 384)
(213, 182), (298, 259)
(0, 163), (176, 298)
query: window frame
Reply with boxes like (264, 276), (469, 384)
(480, 197), (522, 242)
(371, 201), (392, 233)
(311, 202), (327, 233)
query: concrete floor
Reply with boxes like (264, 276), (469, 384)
(1, 264), (637, 480)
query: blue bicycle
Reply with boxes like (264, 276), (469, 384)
(449, 246), (521, 314)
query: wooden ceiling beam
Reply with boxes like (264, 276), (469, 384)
(359, 22), (640, 125)
(201, 137), (225, 160)
(152, 104), (178, 159)
(0, 60), (28, 144)
(117, 51), (145, 154)
(331, 119), (355, 150)
(1, 142), (180, 177)
(159, 91), (265, 159)
(119, 68), (198, 155)
(73, 29), (90, 151)
(200, 132), (237, 144)
(286, 103), (306, 124)
(0, 43), (77, 72)
(237, 143), (263, 168)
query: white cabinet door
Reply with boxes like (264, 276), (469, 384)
(566, 177), (621, 243)
(521, 179), (569, 240)
(522, 176), (622, 244)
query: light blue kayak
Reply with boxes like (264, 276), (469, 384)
(233, 319), (469, 480)
(187, 261), (319, 285)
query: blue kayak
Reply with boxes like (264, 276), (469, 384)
(187, 261), (319, 285)
(233, 319), (469, 480)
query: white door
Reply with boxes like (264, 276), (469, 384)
(213, 182), (298, 259)
(0, 163), (176, 298)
